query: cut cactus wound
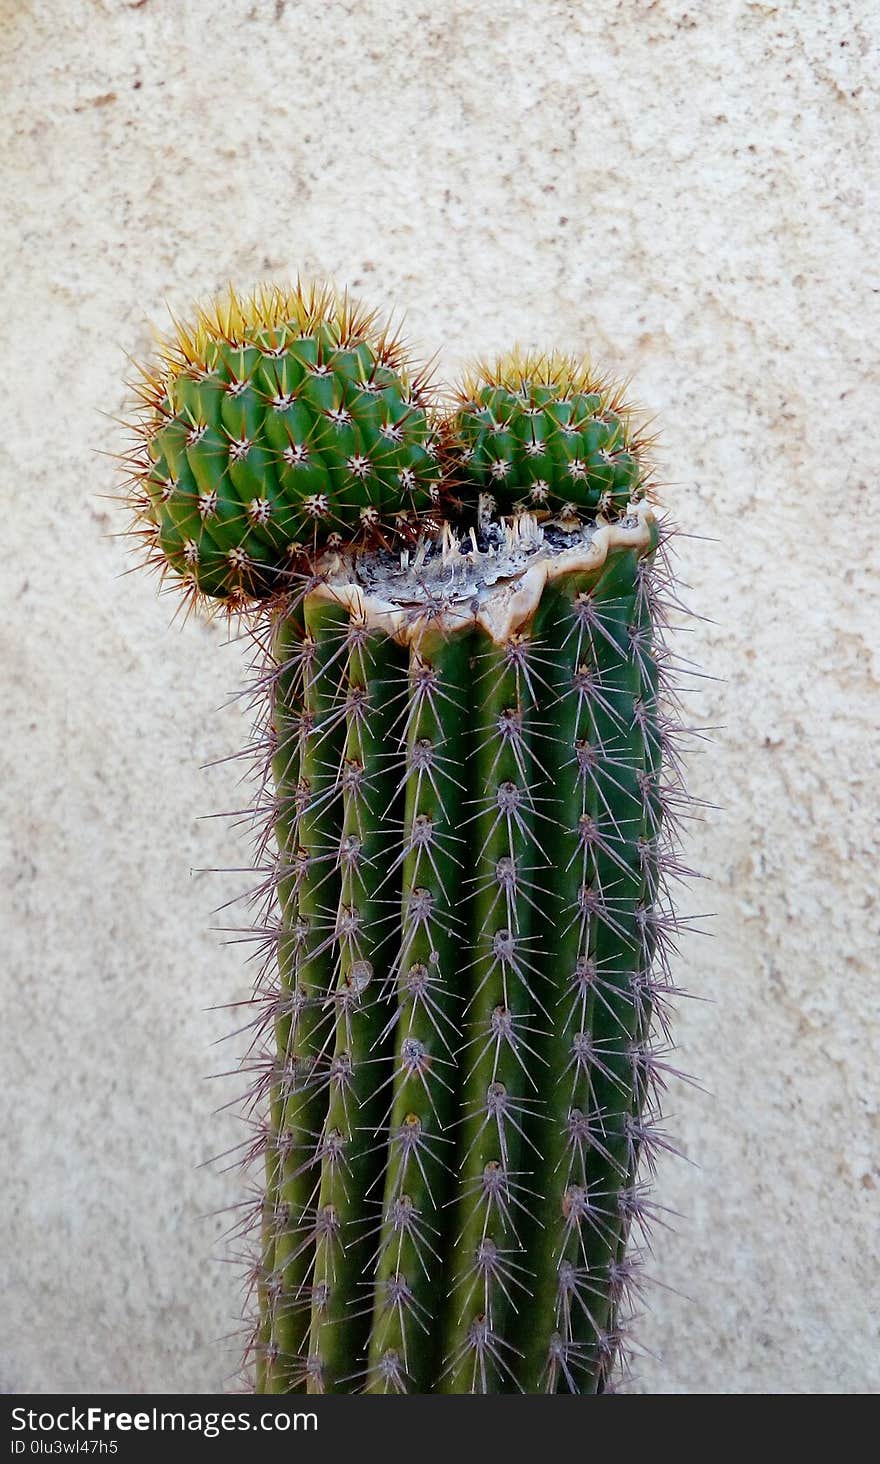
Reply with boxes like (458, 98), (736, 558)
(121, 285), (694, 1395)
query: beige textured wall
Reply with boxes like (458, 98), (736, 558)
(2, 0), (877, 1395)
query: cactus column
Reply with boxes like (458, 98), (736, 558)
(122, 290), (688, 1395)
(248, 497), (669, 1395)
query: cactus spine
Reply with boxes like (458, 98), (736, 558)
(122, 285), (692, 1395)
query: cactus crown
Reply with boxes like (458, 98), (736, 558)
(123, 281), (442, 607)
(447, 349), (655, 524)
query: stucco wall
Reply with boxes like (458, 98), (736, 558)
(2, 0), (877, 1394)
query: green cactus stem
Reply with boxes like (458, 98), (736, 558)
(251, 500), (671, 1395)
(122, 297), (692, 1395)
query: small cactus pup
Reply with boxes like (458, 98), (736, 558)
(122, 294), (695, 1394)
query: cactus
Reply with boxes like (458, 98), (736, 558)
(125, 282), (441, 604)
(448, 351), (646, 522)
(122, 284), (692, 1395)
